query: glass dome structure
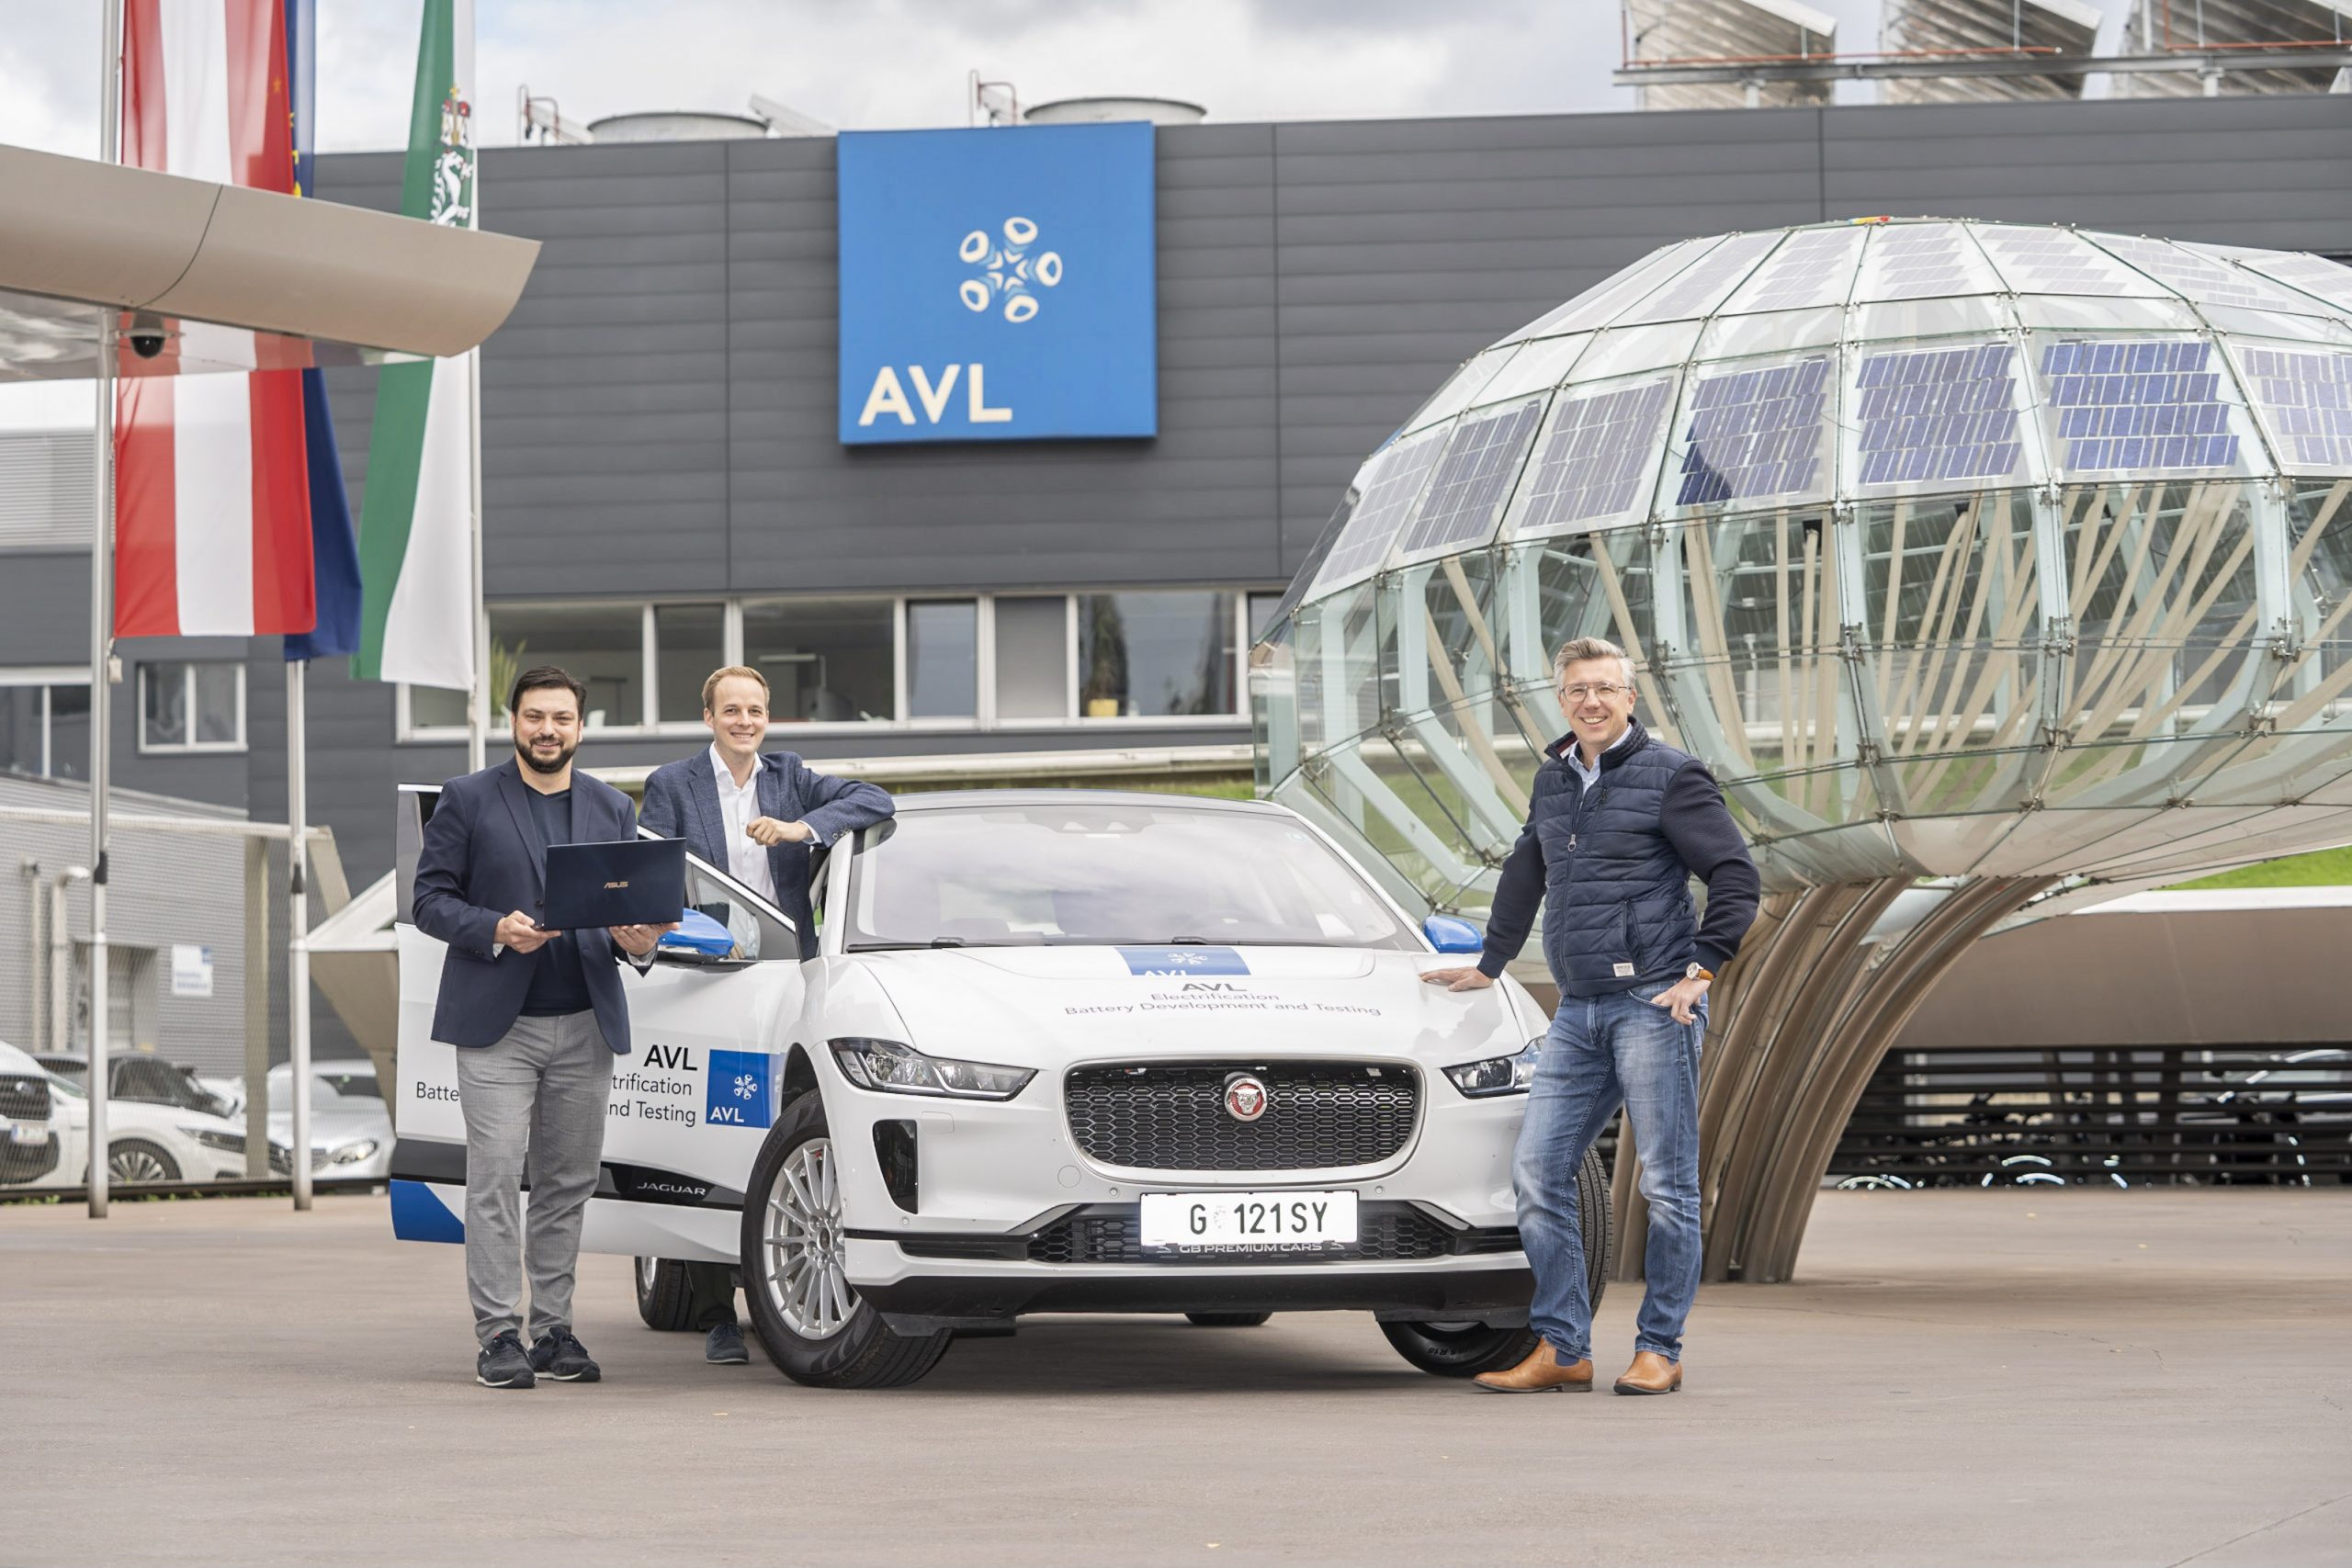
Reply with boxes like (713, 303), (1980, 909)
(1253, 217), (2352, 915)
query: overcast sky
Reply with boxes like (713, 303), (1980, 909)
(0, 0), (1934, 162)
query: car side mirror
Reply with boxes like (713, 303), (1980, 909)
(1422, 913), (1483, 954)
(656, 908), (740, 965)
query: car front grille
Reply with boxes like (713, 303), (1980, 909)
(1018, 1203), (1518, 1266)
(0, 1075), (51, 1122)
(1063, 1060), (1419, 1172)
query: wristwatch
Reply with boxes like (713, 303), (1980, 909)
(1684, 963), (1713, 982)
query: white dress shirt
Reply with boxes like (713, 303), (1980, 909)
(708, 745), (778, 903)
(1565, 722), (1635, 794)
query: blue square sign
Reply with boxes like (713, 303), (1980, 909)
(707, 1050), (777, 1130)
(837, 123), (1158, 444)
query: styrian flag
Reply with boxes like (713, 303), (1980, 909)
(114, 0), (315, 637)
(354, 0), (475, 692)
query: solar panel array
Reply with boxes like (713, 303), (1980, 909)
(1860, 224), (1991, 302)
(1517, 379), (1675, 534)
(2238, 347), (2352, 468)
(1977, 227), (2141, 296)
(2091, 235), (2314, 316)
(1677, 356), (1831, 505)
(1857, 344), (2025, 487)
(1729, 227), (1863, 314)
(1620, 231), (1781, 325)
(1309, 432), (1447, 592)
(1397, 400), (1546, 557)
(2041, 340), (2240, 472)
(2230, 252), (2352, 314)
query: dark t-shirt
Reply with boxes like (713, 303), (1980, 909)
(520, 787), (593, 1017)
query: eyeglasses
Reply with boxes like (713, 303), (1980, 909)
(1561, 682), (1632, 703)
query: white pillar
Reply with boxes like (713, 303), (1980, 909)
(85, 0), (123, 1219)
(288, 660), (312, 1211)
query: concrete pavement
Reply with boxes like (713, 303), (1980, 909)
(2, 1188), (2346, 1567)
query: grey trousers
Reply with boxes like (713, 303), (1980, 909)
(455, 1010), (613, 1347)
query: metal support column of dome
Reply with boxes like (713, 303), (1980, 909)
(1249, 218), (2352, 1283)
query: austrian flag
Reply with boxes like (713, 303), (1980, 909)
(113, 0), (315, 637)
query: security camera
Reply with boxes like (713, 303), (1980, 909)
(127, 314), (166, 360)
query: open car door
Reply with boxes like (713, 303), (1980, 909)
(390, 784), (808, 1266)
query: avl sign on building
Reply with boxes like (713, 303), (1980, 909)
(837, 123), (1158, 444)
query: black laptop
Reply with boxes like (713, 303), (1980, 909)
(541, 838), (687, 931)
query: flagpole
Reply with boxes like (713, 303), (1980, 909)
(288, 659), (312, 1210)
(85, 0), (124, 1221)
(467, 345), (486, 772)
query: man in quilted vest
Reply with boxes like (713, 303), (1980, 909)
(1423, 635), (1758, 1396)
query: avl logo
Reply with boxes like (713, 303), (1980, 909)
(706, 1050), (777, 1130)
(837, 123), (1157, 445)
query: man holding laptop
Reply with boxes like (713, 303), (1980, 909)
(412, 665), (678, 1391)
(638, 663), (895, 1364)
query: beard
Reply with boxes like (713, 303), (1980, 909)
(516, 736), (577, 776)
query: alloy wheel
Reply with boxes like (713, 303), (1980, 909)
(762, 1137), (854, 1340)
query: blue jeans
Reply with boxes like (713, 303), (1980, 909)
(1513, 988), (1704, 1364)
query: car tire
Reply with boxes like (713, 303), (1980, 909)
(107, 1138), (179, 1186)
(1381, 1145), (1613, 1379)
(1184, 1312), (1272, 1327)
(741, 1089), (952, 1390)
(634, 1257), (697, 1332)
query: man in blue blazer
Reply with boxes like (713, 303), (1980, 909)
(413, 665), (671, 1392)
(638, 662), (894, 1362)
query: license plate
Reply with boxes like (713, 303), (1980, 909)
(6, 1121), (42, 1145)
(1138, 1190), (1358, 1249)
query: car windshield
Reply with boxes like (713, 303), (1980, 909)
(845, 803), (1416, 951)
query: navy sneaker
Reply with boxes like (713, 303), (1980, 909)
(528, 1326), (602, 1383)
(476, 1330), (536, 1390)
(705, 1322), (750, 1365)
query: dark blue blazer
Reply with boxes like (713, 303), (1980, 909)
(639, 749), (894, 958)
(412, 758), (645, 1054)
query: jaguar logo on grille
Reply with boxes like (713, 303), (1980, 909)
(1223, 1075), (1270, 1122)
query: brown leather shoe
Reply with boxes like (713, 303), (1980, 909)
(1612, 1350), (1682, 1394)
(1472, 1342), (1594, 1393)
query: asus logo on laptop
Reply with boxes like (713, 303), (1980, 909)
(603, 879), (629, 889)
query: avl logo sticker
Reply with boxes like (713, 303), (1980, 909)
(706, 1050), (777, 1130)
(837, 122), (1156, 444)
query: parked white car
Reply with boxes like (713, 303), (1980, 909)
(394, 789), (1611, 1388)
(194, 1063), (393, 1180)
(0, 1039), (258, 1187)
(0, 1041), (65, 1188)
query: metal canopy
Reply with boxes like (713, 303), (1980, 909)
(1626, 0), (1839, 108)
(2115, 0), (2352, 94)
(0, 143), (539, 381)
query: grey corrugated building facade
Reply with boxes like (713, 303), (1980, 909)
(3, 96), (2348, 1037)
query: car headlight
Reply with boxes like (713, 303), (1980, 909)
(1443, 1038), (1544, 1099)
(329, 1140), (379, 1165)
(828, 1037), (1035, 1101)
(189, 1128), (249, 1154)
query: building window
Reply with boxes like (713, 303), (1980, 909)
(1078, 591), (1238, 717)
(743, 597), (898, 724)
(0, 672), (89, 778)
(654, 603), (726, 723)
(993, 596), (1069, 721)
(139, 661), (244, 753)
(906, 600), (978, 720)
(397, 588), (1275, 740)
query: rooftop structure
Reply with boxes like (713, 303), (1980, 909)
(1880, 0), (2106, 103)
(1251, 218), (2352, 1280)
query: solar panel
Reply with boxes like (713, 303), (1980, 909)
(1307, 431), (1448, 593)
(1397, 400), (1546, 557)
(1856, 343), (2025, 487)
(1977, 227), (2141, 296)
(2088, 235), (2315, 315)
(1516, 378), (1676, 534)
(1519, 237), (1722, 340)
(1676, 355), (1831, 506)
(1858, 224), (1995, 303)
(1618, 231), (1782, 325)
(1725, 227), (1864, 314)
(2236, 345), (2352, 468)
(2040, 339), (2240, 472)
(2222, 251), (2352, 314)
